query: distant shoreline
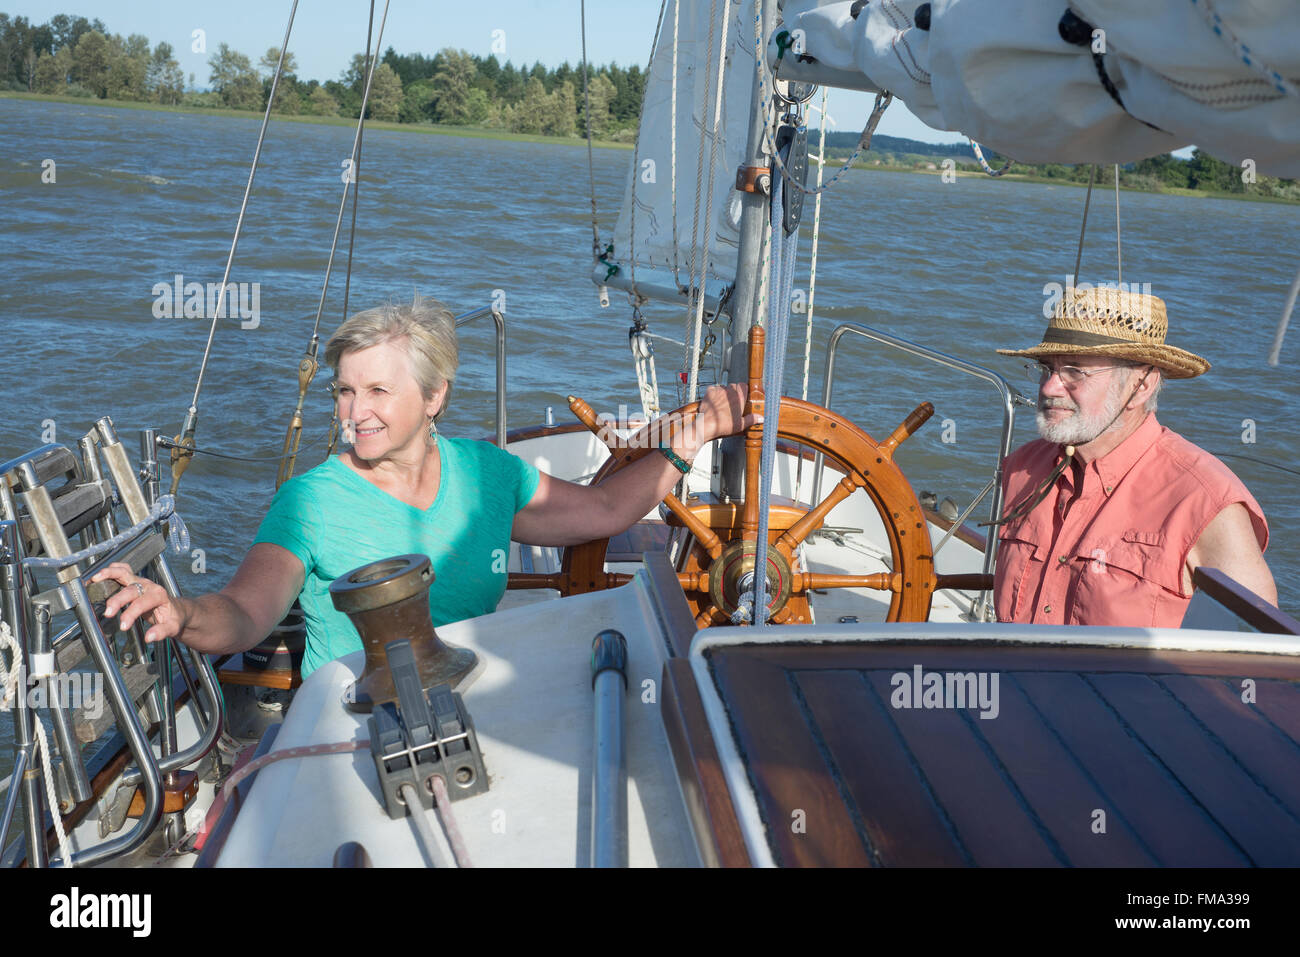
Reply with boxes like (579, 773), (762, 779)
(5, 91), (1294, 205)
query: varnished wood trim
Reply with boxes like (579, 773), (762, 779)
(1193, 567), (1300, 635)
(217, 652), (301, 690)
(489, 421), (588, 447)
(715, 642), (1300, 680)
(660, 659), (751, 867)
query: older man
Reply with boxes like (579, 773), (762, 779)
(992, 286), (1274, 627)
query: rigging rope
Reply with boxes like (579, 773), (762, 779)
(308, 0), (391, 343)
(968, 139), (1013, 176)
(793, 87), (829, 506)
(580, 0), (602, 261)
(800, 86), (829, 404)
(186, 0), (300, 415)
(1267, 260), (1299, 366)
(1191, 0), (1298, 97)
(669, 0), (682, 288)
(627, 0), (673, 296)
(745, 173), (800, 627)
(1114, 163), (1123, 286)
(1072, 164), (1098, 284)
(158, 434), (327, 463)
(340, 0), (374, 328)
(754, 17), (892, 195)
(0, 621), (72, 866)
(683, 0), (732, 405)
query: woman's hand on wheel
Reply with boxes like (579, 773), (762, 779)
(689, 384), (762, 453)
(90, 562), (187, 644)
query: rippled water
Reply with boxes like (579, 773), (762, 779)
(1, 99), (1297, 645)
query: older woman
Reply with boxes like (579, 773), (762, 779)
(91, 296), (757, 677)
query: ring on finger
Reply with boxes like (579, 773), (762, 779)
(133, 582), (144, 598)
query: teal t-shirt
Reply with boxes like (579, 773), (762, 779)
(253, 437), (541, 677)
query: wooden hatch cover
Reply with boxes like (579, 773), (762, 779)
(698, 640), (1300, 866)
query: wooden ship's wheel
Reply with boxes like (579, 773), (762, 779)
(509, 326), (978, 627)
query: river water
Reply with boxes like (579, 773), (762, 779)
(1, 99), (1297, 766)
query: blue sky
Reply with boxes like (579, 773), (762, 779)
(3, 0), (961, 143)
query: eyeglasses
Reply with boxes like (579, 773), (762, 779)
(1025, 361), (1129, 386)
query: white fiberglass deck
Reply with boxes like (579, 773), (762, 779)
(214, 572), (698, 867)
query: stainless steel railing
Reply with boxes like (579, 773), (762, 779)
(454, 306), (507, 448)
(812, 322), (1035, 621)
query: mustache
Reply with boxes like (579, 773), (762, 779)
(1038, 398), (1077, 411)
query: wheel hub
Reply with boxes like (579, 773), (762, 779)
(708, 540), (793, 622)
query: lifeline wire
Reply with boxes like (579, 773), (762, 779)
(308, 0), (391, 342)
(188, 0), (300, 413)
(1072, 164), (1098, 285)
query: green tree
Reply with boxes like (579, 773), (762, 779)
(33, 46), (72, 94)
(304, 84), (339, 116)
(147, 41), (185, 105)
(400, 77), (436, 123)
(105, 33), (150, 100)
(208, 43), (261, 110)
(507, 77), (548, 134)
(71, 30), (111, 97)
(49, 14), (104, 54)
(581, 72), (615, 138)
(544, 80), (577, 136)
(367, 62), (402, 120)
(429, 48), (476, 124)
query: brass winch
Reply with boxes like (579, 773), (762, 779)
(328, 554), (477, 713)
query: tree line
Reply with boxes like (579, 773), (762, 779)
(0, 12), (646, 139)
(824, 131), (1298, 201)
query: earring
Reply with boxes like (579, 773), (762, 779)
(428, 417), (439, 444)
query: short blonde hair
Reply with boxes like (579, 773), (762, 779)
(325, 294), (458, 420)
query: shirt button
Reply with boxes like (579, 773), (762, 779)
(1043, 604), (1052, 613)
(1058, 555), (1068, 564)
(1105, 485), (1113, 493)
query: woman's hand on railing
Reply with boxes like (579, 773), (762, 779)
(90, 562), (188, 644)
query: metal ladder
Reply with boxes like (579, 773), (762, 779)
(0, 416), (224, 867)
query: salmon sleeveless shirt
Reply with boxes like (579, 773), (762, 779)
(993, 414), (1268, 628)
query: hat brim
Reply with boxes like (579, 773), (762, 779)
(996, 342), (1210, 379)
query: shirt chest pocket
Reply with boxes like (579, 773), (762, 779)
(1069, 529), (1181, 626)
(996, 525), (1045, 621)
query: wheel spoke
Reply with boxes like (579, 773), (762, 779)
(568, 394), (624, 453)
(663, 494), (724, 558)
(776, 473), (858, 552)
(878, 401), (934, 460)
(792, 572), (898, 593)
(936, 573), (994, 591)
(694, 603), (720, 628)
(676, 571), (706, 593)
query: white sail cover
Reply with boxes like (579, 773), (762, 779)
(610, 0), (758, 302)
(781, 0), (1300, 177)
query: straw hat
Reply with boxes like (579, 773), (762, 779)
(998, 286), (1210, 379)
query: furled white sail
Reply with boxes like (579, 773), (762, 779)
(603, 0), (759, 310)
(779, 0), (1300, 177)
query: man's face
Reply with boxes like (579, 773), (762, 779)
(1034, 355), (1136, 445)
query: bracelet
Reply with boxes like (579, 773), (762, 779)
(658, 445), (692, 475)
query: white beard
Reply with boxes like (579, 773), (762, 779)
(1036, 372), (1132, 446)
